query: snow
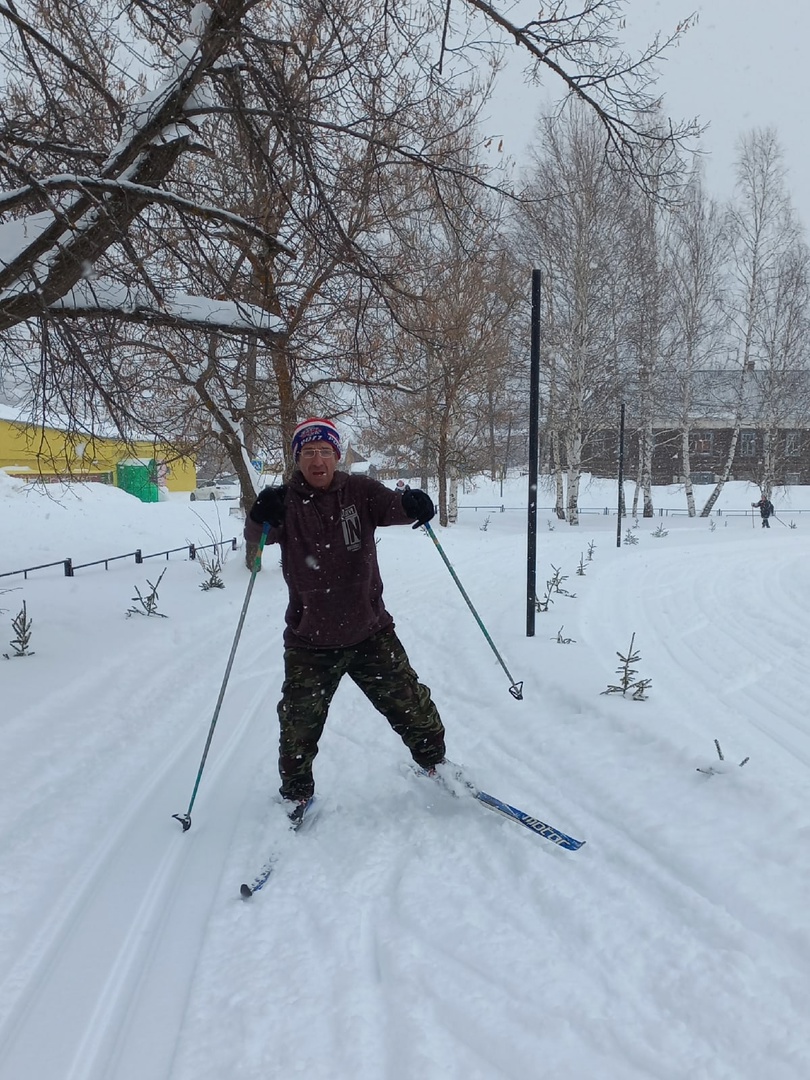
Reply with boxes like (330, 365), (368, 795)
(0, 210), (57, 269)
(54, 279), (285, 335)
(1, 471), (809, 1079)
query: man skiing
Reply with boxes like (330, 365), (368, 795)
(752, 494), (775, 528)
(244, 418), (446, 812)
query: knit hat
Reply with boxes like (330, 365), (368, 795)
(291, 418), (341, 460)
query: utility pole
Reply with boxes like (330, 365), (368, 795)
(527, 269), (541, 636)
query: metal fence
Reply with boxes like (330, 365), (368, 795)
(0, 538), (239, 581)
(460, 505), (802, 518)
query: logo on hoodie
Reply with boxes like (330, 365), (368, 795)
(341, 504), (361, 551)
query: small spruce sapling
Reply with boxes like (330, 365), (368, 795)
(550, 563), (576, 598)
(553, 626), (576, 644)
(479, 514), (491, 532)
(601, 632), (651, 700)
(535, 578), (555, 613)
(576, 553), (587, 576)
(3, 601), (34, 658)
(587, 540), (596, 561)
(623, 529), (639, 546)
(127, 567), (169, 618)
(536, 564), (578, 611)
(652, 523), (668, 538)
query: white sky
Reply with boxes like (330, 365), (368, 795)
(483, 0), (810, 228)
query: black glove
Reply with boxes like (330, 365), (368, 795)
(401, 488), (435, 529)
(249, 485), (287, 528)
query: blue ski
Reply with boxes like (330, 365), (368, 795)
(472, 789), (584, 850)
(416, 763), (584, 851)
(240, 797), (317, 898)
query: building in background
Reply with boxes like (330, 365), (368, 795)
(0, 404), (196, 500)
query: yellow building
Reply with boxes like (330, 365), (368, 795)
(0, 407), (196, 499)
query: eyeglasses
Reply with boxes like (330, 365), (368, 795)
(299, 447), (336, 459)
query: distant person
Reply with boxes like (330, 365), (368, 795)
(752, 495), (774, 528)
(244, 418), (446, 812)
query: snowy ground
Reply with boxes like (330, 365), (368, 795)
(1, 472), (809, 1080)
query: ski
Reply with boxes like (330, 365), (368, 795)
(416, 763), (585, 851)
(240, 797), (317, 898)
(472, 789), (585, 850)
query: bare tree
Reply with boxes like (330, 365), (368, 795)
(515, 103), (627, 524)
(620, 164), (676, 518)
(359, 176), (522, 524)
(754, 242), (810, 493)
(664, 166), (728, 515)
(0, 0), (699, 480)
(702, 128), (804, 512)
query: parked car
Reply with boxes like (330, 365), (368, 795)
(190, 474), (241, 501)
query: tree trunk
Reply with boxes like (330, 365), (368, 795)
(271, 339), (298, 479)
(640, 418), (655, 517)
(681, 429), (696, 517)
(448, 469), (459, 524)
(551, 430), (565, 518)
(436, 411), (450, 526)
(700, 424), (741, 516)
(565, 431), (582, 525)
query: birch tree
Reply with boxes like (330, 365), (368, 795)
(702, 128), (803, 512)
(665, 167), (727, 515)
(621, 172), (674, 518)
(515, 103), (626, 524)
(754, 242), (810, 494)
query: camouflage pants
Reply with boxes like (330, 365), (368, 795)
(277, 628), (446, 800)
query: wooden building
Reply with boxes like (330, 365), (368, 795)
(577, 370), (810, 486)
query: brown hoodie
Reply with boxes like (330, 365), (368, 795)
(245, 470), (415, 649)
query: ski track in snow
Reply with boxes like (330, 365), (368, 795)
(3, 490), (810, 1078)
(0, 561), (285, 1080)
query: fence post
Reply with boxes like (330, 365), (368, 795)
(230, 537), (237, 550)
(135, 549), (143, 564)
(64, 558), (73, 577)
(189, 544), (196, 560)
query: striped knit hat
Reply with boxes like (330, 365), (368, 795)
(291, 418), (341, 460)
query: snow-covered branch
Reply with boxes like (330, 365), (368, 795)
(50, 281), (285, 341)
(0, 176), (294, 255)
(0, 0), (262, 331)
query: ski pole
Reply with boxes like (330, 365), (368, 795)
(423, 522), (523, 700)
(173, 522), (270, 831)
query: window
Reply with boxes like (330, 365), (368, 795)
(785, 431), (802, 457)
(689, 431), (714, 455)
(740, 431), (757, 457)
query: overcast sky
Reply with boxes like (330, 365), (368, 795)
(483, 0), (810, 228)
